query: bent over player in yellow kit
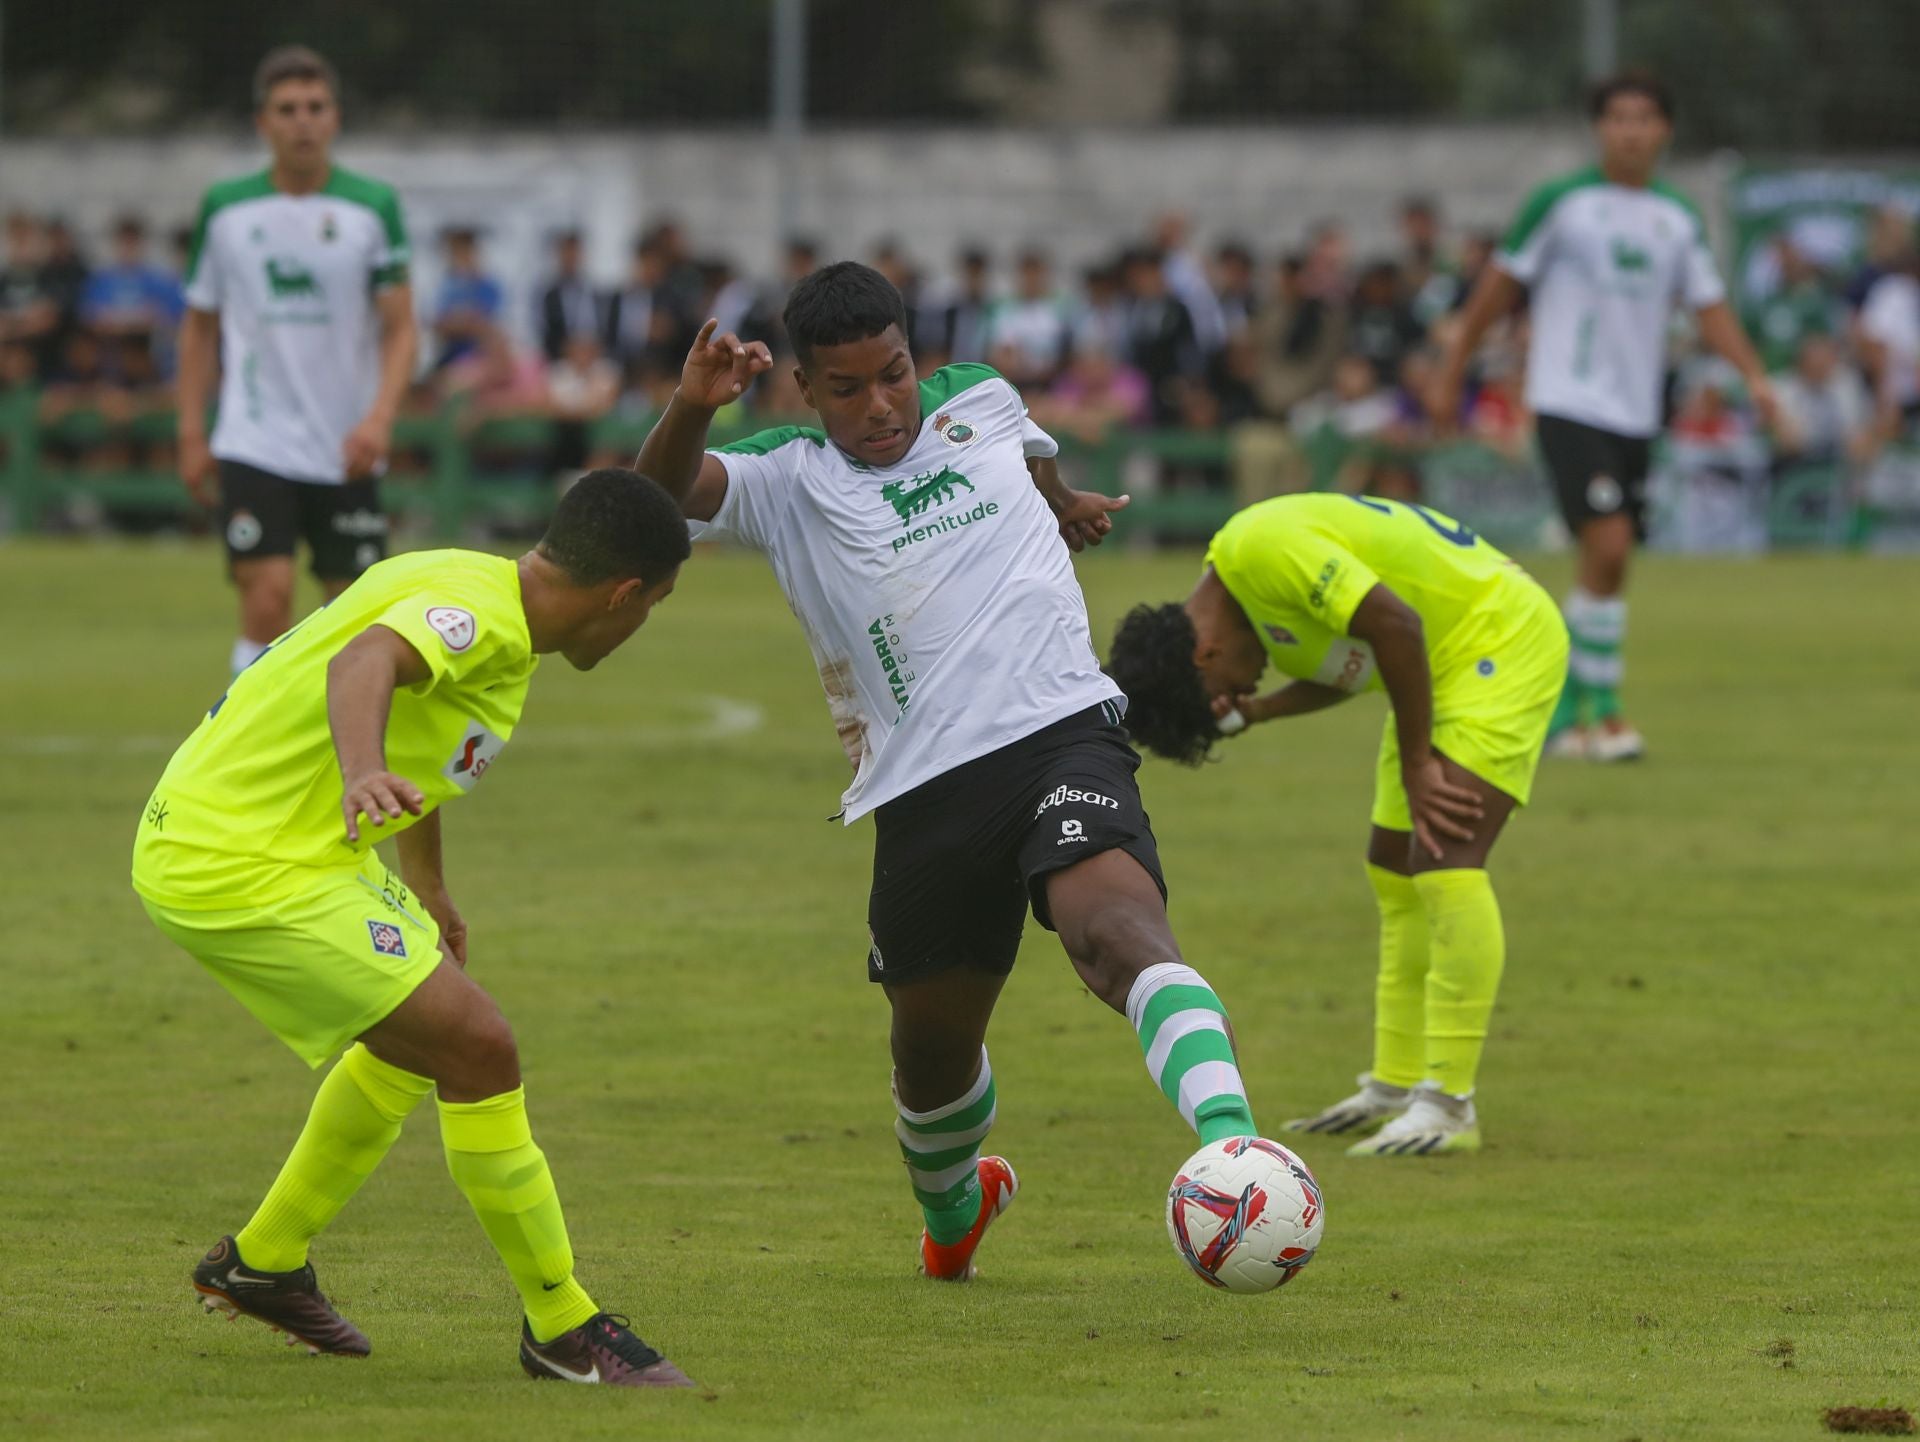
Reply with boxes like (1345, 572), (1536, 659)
(132, 470), (698, 1384)
(1106, 494), (1568, 1156)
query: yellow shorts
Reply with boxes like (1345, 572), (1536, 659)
(140, 854), (443, 1069)
(1371, 577), (1570, 831)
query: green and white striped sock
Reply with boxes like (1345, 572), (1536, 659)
(894, 1050), (994, 1245)
(1565, 589), (1627, 722)
(1126, 963), (1257, 1144)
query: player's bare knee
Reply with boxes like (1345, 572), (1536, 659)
(459, 1006), (520, 1093)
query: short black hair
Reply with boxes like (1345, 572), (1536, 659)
(537, 469), (691, 588)
(1589, 68), (1674, 122)
(782, 261), (909, 366)
(1104, 603), (1220, 767)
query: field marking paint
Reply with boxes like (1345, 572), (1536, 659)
(2, 694), (766, 757)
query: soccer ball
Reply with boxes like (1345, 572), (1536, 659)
(1165, 1135), (1324, 1294)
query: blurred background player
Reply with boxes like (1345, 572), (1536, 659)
(133, 471), (695, 1385)
(1433, 71), (1775, 762)
(636, 268), (1269, 1279)
(1106, 494), (1568, 1156)
(176, 46), (418, 676)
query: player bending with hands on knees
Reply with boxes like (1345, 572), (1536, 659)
(638, 263), (1273, 1280)
(1106, 493), (1568, 1156)
(1431, 69), (1774, 762)
(133, 471), (698, 1387)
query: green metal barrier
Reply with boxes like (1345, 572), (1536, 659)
(0, 391), (1883, 548)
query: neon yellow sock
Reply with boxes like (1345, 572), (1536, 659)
(1413, 868), (1506, 1095)
(1367, 864), (1429, 1090)
(438, 1088), (598, 1343)
(235, 1043), (434, 1272)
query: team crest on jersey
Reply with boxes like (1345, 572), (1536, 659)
(1263, 624), (1298, 645)
(426, 606), (476, 652)
(933, 412), (978, 448)
(443, 720), (507, 791)
(366, 921), (407, 958)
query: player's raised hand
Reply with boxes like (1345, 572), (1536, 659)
(1402, 754), (1483, 859)
(1053, 490), (1129, 552)
(341, 769), (424, 843)
(678, 319), (774, 410)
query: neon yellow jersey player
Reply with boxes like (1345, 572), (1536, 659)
(131, 470), (699, 1386)
(1105, 493), (1569, 1157)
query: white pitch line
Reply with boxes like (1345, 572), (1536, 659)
(0, 694), (766, 757)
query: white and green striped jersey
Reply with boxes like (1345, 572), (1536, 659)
(1498, 166), (1724, 439)
(184, 168), (409, 483)
(692, 364), (1120, 823)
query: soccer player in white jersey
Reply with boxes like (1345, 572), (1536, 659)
(177, 47), (419, 677)
(1434, 71), (1775, 762)
(637, 264), (1273, 1281)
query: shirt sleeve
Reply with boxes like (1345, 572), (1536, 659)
(371, 187), (411, 291)
(1496, 180), (1562, 286)
(182, 194), (223, 312)
(1008, 379), (1059, 459)
(1680, 226), (1726, 310)
(1224, 518), (1380, 635)
(690, 441), (798, 552)
(370, 589), (515, 691)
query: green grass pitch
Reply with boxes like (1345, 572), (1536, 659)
(1, 539), (1914, 1440)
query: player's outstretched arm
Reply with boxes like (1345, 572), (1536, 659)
(328, 624), (433, 843)
(636, 319), (774, 522)
(1346, 584), (1484, 858)
(1025, 456), (1130, 552)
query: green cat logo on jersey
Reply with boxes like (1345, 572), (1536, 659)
(882, 467), (976, 526)
(265, 258), (322, 298)
(1610, 238), (1652, 273)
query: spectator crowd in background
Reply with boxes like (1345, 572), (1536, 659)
(4, 196), (1918, 527)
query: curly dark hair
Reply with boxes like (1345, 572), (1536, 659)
(1105, 603), (1220, 767)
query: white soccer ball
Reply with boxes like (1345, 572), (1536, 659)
(1165, 1135), (1325, 1294)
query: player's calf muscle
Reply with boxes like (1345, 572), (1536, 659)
(1050, 867), (1179, 1010)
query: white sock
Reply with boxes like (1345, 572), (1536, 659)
(231, 637), (270, 676)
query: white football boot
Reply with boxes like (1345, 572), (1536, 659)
(1588, 720), (1646, 763)
(1346, 1083), (1480, 1157)
(1281, 1073), (1412, 1136)
(1543, 725), (1590, 761)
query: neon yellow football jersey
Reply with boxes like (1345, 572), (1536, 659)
(1204, 494), (1532, 696)
(133, 550), (536, 907)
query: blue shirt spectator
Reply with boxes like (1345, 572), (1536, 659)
(432, 226), (504, 368)
(82, 217), (184, 375)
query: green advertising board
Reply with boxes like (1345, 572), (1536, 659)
(1729, 165), (1920, 308)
